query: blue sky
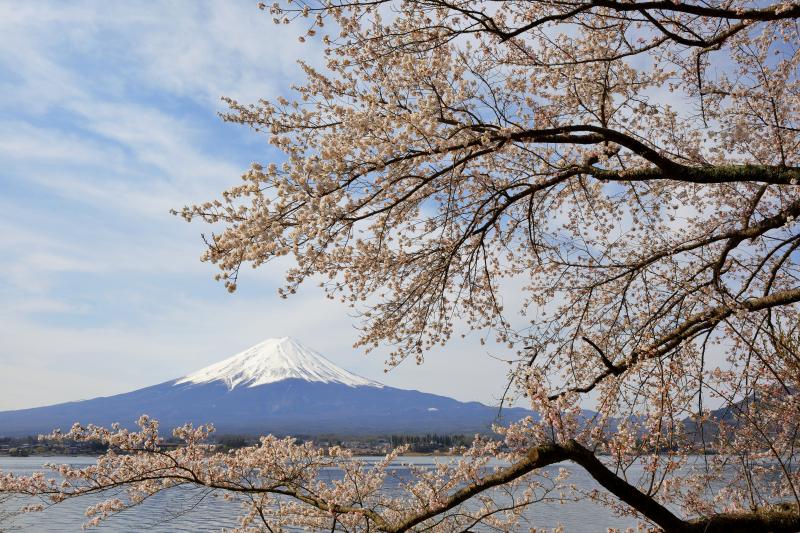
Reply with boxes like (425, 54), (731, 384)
(0, 1), (520, 411)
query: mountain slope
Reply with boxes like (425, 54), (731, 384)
(0, 338), (533, 437)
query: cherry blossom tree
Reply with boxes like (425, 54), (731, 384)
(2, 0), (800, 530)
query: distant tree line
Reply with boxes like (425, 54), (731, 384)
(211, 433), (474, 453)
(389, 434), (472, 453)
(0, 436), (108, 456)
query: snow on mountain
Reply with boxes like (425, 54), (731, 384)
(174, 337), (382, 390)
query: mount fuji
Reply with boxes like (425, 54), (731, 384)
(0, 337), (535, 437)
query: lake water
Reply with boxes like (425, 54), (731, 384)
(0, 455), (651, 532)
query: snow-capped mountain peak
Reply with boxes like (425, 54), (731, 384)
(174, 337), (383, 390)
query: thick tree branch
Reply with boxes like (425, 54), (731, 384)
(591, 163), (800, 185)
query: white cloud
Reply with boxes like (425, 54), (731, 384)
(0, 1), (317, 110)
(129, 1), (316, 105)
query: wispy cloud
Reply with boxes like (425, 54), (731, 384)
(0, 1), (518, 412)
